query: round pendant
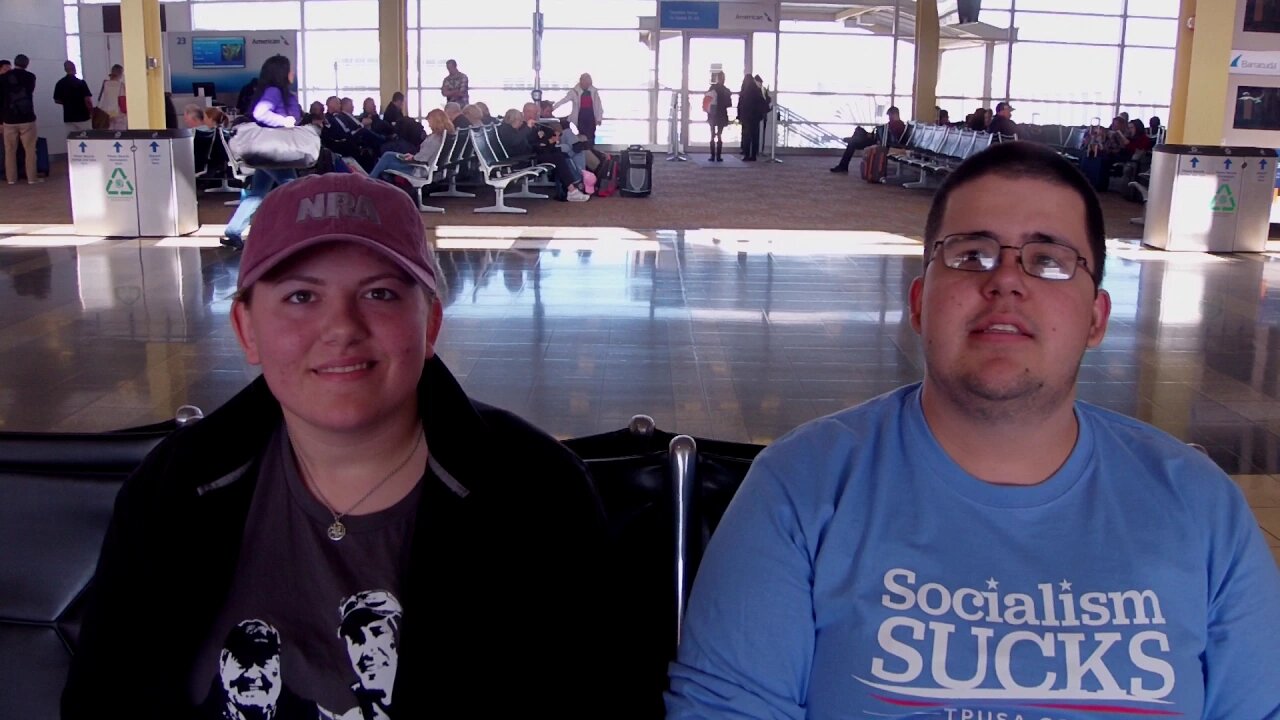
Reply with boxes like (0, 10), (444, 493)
(327, 520), (347, 541)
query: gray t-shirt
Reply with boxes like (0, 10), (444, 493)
(190, 425), (422, 719)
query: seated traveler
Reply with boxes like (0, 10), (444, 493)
(667, 141), (1280, 718)
(830, 106), (905, 174)
(63, 172), (613, 718)
(987, 101), (1018, 137)
(360, 96), (393, 136)
(499, 108), (588, 203)
(383, 92), (405, 125)
(366, 116), (429, 182)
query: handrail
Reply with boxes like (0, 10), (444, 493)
(772, 104), (848, 150)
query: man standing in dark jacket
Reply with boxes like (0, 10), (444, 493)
(1, 54), (40, 184)
(64, 173), (614, 718)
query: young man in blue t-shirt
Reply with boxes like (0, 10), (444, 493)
(667, 141), (1280, 719)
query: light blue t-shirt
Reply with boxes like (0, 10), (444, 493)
(667, 384), (1280, 719)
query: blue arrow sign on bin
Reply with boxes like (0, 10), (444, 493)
(1224, 159), (1233, 170)
(1190, 158), (1199, 168)
(113, 142), (122, 152)
(78, 142), (87, 152)
(149, 142), (159, 152)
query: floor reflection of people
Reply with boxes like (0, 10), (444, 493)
(2, 248), (52, 299)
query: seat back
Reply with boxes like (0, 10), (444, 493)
(469, 127), (503, 173)
(0, 426), (177, 720)
(564, 418), (763, 718)
(485, 124), (508, 162)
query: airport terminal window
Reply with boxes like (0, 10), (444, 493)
(778, 34), (893, 95)
(191, 1), (301, 30)
(1125, 18), (1178, 47)
(417, 28), (531, 87)
(304, 29), (380, 94)
(1010, 43), (1120, 102)
(894, 39), (915, 112)
(305, 0), (379, 30)
(1012, 0), (1124, 13)
(418, 0), (534, 27)
(1125, 0), (1179, 18)
(1013, 12), (1123, 45)
(541, 29), (654, 89)
(937, 46), (986, 101)
(1120, 47), (1176, 108)
(539, 0), (656, 29)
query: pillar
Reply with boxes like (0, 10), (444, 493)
(913, 0), (940, 123)
(121, 0), (166, 129)
(378, 0), (409, 110)
(1173, 0), (1238, 145)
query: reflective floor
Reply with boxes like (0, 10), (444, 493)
(1, 224), (1279, 561)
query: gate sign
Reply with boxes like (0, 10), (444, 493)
(661, 1), (720, 29)
(660, 1), (779, 31)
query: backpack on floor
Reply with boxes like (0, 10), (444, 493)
(860, 145), (887, 183)
(595, 152), (620, 197)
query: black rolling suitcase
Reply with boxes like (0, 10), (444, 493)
(619, 144), (652, 197)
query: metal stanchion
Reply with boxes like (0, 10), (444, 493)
(767, 106), (782, 164)
(666, 92), (687, 162)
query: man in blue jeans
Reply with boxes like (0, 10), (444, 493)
(668, 142), (1280, 718)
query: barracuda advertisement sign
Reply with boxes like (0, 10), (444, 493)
(1229, 50), (1280, 75)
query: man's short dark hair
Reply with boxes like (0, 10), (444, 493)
(887, 106), (900, 116)
(923, 141), (1106, 287)
(0, 60), (11, 68)
(14, 54), (29, 68)
(391, 91), (405, 102)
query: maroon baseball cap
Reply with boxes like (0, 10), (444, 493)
(235, 172), (437, 294)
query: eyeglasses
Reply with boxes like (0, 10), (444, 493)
(931, 235), (1091, 282)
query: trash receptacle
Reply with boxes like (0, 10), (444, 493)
(1144, 144), (1277, 252)
(67, 129), (199, 238)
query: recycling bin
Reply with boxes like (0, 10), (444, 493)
(1144, 145), (1277, 252)
(67, 129), (199, 237)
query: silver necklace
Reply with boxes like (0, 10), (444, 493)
(294, 427), (423, 541)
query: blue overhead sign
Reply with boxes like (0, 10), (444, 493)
(660, 1), (720, 29)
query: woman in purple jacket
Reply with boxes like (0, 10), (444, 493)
(221, 55), (303, 250)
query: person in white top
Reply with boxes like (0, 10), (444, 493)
(97, 64), (126, 130)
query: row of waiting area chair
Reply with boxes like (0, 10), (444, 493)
(382, 122), (558, 215)
(0, 409), (762, 719)
(884, 122), (1004, 189)
(201, 122), (561, 215)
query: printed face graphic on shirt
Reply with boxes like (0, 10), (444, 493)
(217, 619), (284, 713)
(337, 588), (403, 711)
(343, 615), (399, 693)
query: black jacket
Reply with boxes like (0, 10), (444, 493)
(497, 122), (533, 158)
(0, 67), (37, 124)
(64, 356), (612, 718)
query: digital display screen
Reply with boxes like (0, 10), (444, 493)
(192, 36), (246, 69)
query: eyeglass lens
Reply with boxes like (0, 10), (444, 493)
(940, 236), (1080, 281)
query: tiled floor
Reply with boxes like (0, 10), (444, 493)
(1, 223), (1279, 563)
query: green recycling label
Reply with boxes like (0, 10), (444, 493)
(1211, 183), (1237, 213)
(106, 167), (134, 197)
